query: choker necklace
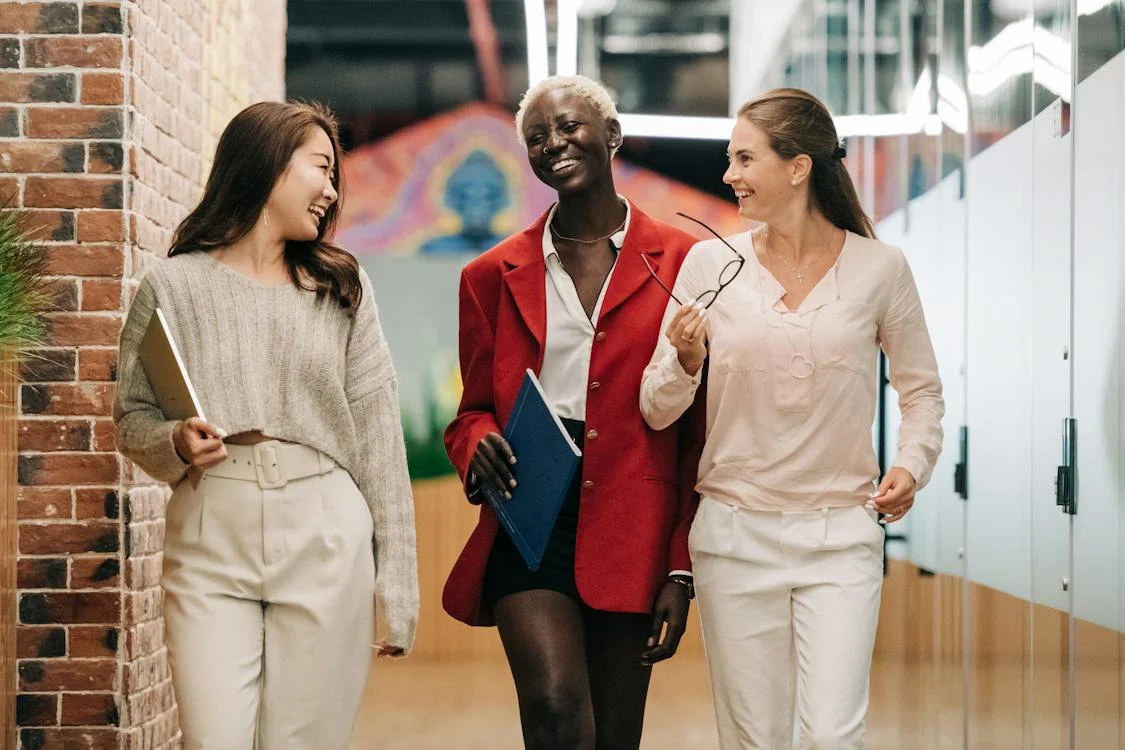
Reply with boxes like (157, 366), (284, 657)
(550, 209), (627, 245)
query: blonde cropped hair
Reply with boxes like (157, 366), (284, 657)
(514, 75), (621, 157)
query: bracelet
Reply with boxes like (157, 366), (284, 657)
(666, 574), (695, 600)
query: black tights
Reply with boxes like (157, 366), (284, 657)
(492, 590), (653, 750)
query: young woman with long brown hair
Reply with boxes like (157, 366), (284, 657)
(641, 88), (944, 749)
(114, 101), (418, 749)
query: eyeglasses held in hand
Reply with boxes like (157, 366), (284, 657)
(642, 212), (746, 309)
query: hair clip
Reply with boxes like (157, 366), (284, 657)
(833, 142), (847, 160)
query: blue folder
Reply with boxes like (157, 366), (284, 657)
(480, 369), (583, 571)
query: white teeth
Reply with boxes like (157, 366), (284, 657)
(552, 159), (578, 172)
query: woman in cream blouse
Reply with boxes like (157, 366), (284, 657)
(640, 88), (944, 749)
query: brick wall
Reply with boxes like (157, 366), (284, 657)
(1, 2), (285, 748)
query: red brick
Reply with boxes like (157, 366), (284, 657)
(0, 71), (77, 103)
(61, 692), (119, 727)
(75, 488), (118, 520)
(0, 4), (80, 34)
(19, 658), (116, 692)
(91, 419), (116, 451)
(80, 72), (123, 105)
(88, 141), (123, 174)
(25, 177), (123, 210)
(81, 279), (122, 312)
(20, 348), (77, 382)
(0, 174), (20, 202)
(76, 211), (124, 242)
(17, 626), (67, 659)
(71, 556), (120, 589)
(69, 626), (117, 658)
(77, 349), (116, 381)
(20, 209), (76, 242)
(17, 452), (119, 486)
(0, 39), (18, 69)
(18, 558), (69, 589)
(18, 487), (72, 521)
(20, 383), (114, 416)
(20, 522), (118, 555)
(19, 591), (120, 626)
(43, 243), (124, 277)
(0, 141), (85, 173)
(19, 418), (92, 452)
(24, 36), (123, 69)
(44, 277), (79, 312)
(82, 4), (123, 35)
(20, 728), (118, 749)
(27, 107), (123, 139)
(16, 692), (59, 726)
(47, 313), (121, 346)
(0, 105), (19, 136)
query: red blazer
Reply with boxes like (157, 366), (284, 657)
(442, 201), (706, 626)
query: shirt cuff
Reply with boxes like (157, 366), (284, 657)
(668, 570), (693, 578)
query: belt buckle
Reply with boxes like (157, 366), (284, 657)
(253, 442), (287, 489)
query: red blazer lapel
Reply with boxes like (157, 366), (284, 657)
(600, 202), (668, 321)
(500, 213), (549, 357)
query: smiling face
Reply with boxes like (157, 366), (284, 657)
(263, 126), (339, 242)
(520, 88), (620, 195)
(722, 116), (806, 225)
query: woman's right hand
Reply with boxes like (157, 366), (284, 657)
(172, 417), (228, 470)
(469, 432), (517, 502)
(666, 300), (709, 377)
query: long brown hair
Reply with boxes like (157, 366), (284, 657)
(169, 101), (362, 310)
(738, 88), (876, 239)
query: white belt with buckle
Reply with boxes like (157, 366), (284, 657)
(205, 440), (335, 489)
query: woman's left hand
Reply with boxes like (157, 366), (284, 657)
(640, 581), (690, 666)
(868, 466), (917, 523)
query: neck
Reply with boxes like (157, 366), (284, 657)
(552, 181), (625, 243)
(765, 209), (837, 266)
(219, 222), (287, 273)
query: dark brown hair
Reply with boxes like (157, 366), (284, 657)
(169, 100), (362, 309)
(738, 88), (876, 239)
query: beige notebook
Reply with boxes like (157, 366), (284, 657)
(138, 307), (208, 423)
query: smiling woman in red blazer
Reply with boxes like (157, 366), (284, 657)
(442, 75), (704, 750)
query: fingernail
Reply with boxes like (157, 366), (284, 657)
(509, 479), (517, 488)
(510, 457), (517, 464)
(647, 638), (655, 647)
(504, 491), (512, 500)
(868, 491), (880, 498)
(214, 428), (228, 438)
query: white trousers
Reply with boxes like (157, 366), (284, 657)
(690, 498), (885, 750)
(162, 446), (376, 750)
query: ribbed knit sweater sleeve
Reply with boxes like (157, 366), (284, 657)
(347, 270), (419, 653)
(113, 275), (190, 484)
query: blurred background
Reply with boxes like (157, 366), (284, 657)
(289, 2), (1125, 749)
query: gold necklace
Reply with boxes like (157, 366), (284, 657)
(549, 206), (627, 245)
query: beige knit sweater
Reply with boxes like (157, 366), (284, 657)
(114, 250), (419, 652)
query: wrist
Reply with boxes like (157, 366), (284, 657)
(171, 422), (189, 465)
(666, 573), (695, 600)
(677, 352), (703, 377)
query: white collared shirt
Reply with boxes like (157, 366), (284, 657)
(539, 199), (631, 421)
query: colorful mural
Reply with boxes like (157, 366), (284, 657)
(336, 103), (743, 477)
